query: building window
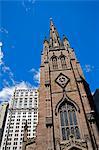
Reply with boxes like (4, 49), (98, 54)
(13, 147), (17, 150)
(52, 56), (58, 69)
(59, 102), (80, 141)
(60, 56), (67, 69)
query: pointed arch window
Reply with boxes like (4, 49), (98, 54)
(60, 56), (67, 69)
(52, 56), (58, 69)
(60, 102), (80, 141)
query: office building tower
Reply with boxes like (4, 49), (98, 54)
(1, 88), (38, 150)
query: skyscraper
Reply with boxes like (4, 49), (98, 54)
(93, 89), (99, 116)
(23, 19), (99, 150)
(1, 89), (38, 150)
(0, 102), (9, 146)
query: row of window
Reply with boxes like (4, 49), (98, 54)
(14, 103), (36, 108)
(52, 55), (67, 69)
(15, 93), (38, 97)
(10, 111), (37, 117)
(14, 98), (37, 103)
(15, 91), (37, 94)
(8, 115), (37, 120)
(15, 97), (37, 99)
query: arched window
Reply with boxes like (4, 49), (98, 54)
(52, 56), (58, 69)
(60, 56), (67, 69)
(60, 102), (80, 141)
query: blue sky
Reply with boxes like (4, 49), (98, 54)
(0, 0), (99, 103)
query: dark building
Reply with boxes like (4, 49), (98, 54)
(0, 102), (9, 146)
(93, 89), (99, 116)
(23, 20), (99, 150)
(93, 89), (99, 128)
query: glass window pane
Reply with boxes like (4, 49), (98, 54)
(67, 104), (71, 110)
(64, 111), (68, 126)
(71, 127), (74, 136)
(62, 128), (66, 140)
(69, 111), (73, 125)
(60, 111), (65, 126)
(73, 111), (77, 125)
(66, 128), (70, 140)
(75, 127), (80, 139)
(62, 104), (66, 110)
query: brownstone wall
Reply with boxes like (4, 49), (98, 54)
(25, 21), (99, 150)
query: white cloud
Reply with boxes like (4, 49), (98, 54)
(2, 65), (11, 73)
(0, 81), (37, 103)
(3, 79), (11, 87)
(0, 86), (15, 103)
(0, 42), (4, 65)
(0, 41), (40, 104)
(83, 64), (95, 73)
(30, 68), (40, 84)
(0, 42), (15, 87)
(15, 81), (33, 89)
(0, 41), (39, 104)
(1, 63), (15, 87)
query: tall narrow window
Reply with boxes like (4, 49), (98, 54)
(60, 56), (66, 69)
(60, 102), (80, 141)
(52, 57), (58, 69)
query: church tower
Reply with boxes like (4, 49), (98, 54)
(25, 19), (99, 150)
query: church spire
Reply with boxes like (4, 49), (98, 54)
(50, 18), (61, 48)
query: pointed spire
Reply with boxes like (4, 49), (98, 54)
(63, 34), (68, 41)
(43, 36), (49, 50)
(43, 36), (49, 44)
(62, 34), (70, 48)
(50, 18), (61, 48)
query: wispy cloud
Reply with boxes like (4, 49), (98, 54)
(22, 0), (36, 12)
(1, 63), (15, 87)
(83, 64), (95, 73)
(0, 42), (4, 65)
(30, 68), (40, 84)
(0, 27), (8, 35)
(15, 81), (33, 89)
(0, 42), (39, 104)
(0, 41), (16, 88)
(0, 86), (15, 103)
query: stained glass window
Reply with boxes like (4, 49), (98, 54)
(60, 102), (80, 140)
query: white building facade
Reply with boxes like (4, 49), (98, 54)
(1, 89), (38, 150)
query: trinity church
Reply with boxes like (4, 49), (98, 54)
(22, 20), (99, 150)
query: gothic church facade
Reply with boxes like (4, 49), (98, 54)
(23, 20), (99, 150)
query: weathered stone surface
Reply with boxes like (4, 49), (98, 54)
(23, 20), (99, 150)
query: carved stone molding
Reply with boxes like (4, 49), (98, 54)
(55, 138), (60, 150)
(45, 80), (50, 87)
(86, 111), (95, 123)
(60, 138), (87, 150)
(84, 134), (90, 142)
(45, 117), (53, 127)
(55, 73), (70, 89)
